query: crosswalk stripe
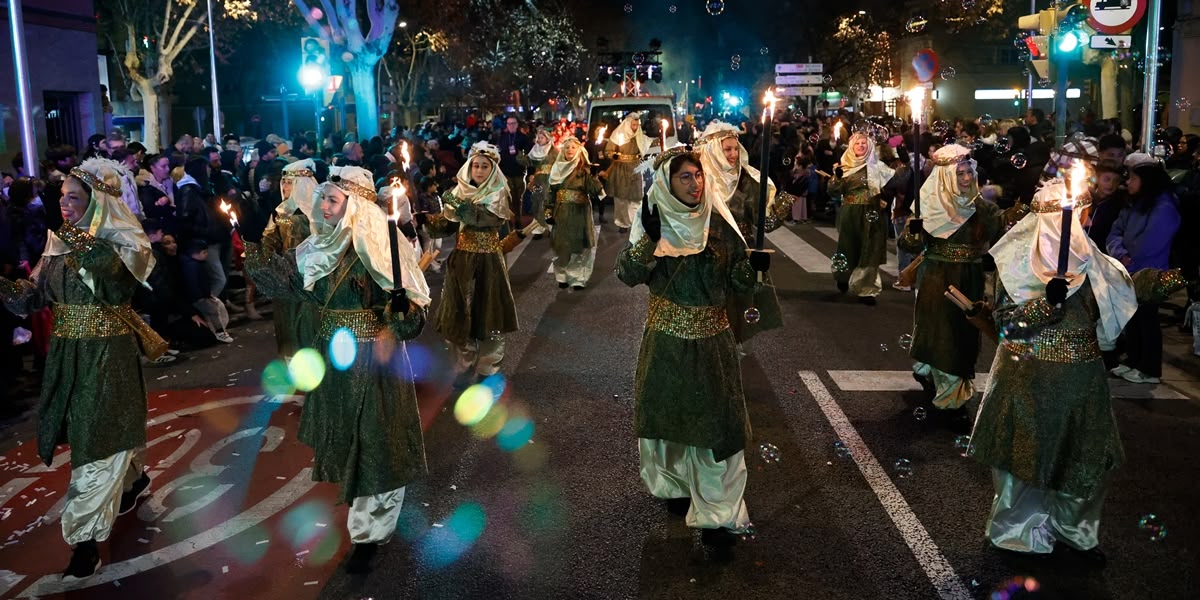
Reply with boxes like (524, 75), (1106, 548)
(814, 226), (900, 277)
(828, 370), (1188, 400)
(766, 227), (832, 273)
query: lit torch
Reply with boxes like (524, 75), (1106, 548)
(660, 118), (669, 151)
(400, 141), (411, 172)
(218, 199), (239, 231)
(1056, 160), (1088, 279)
(832, 120), (844, 144)
(387, 178), (405, 306)
(594, 125), (608, 146)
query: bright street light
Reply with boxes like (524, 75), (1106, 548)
(399, 21), (407, 28)
(299, 64), (324, 91)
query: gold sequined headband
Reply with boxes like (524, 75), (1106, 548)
(471, 146), (501, 163)
(653, 145), (698, 171)
(328, 174), (377, 203)
(1030, 194), (1092, 214)
(282, 169), (315, 180)
(695, 129), (738, 146)
(932, 147), (973, 167)
(69, 166), (121, 196)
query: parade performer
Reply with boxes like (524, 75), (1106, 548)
(518, 127), (558, 239)
(902, 145), (1027, 411)
(545, 137), (604, 290)
(828, 132), (895, 304)
(242, 165), (431, 573)
(616, 145), (770, 547)
(604, 112), (654, 233)
(0, 158), (159, 578)
(260, 158), (326, 357)
(427, 141), (519, 383)
(971, 178), (1137, 564)
(696, 121), (785, 344)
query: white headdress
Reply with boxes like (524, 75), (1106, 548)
(629, 145), (745, 257)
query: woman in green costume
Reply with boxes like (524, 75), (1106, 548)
(696, 121), (784, 347)
(243, 165), (431, 574)
(616, 145), (770, 547)
(518, 127), (557, 239)
(827, 132), (895, 305)
(427, 141), (519, 383)
(1, 158), (157, 578)
(260, 158), (326, 357)
(545, 137), (604, 289)
(972, 178), (1138, 565)
(901, 144), (1028, 411)
(603, 112), (655, 233)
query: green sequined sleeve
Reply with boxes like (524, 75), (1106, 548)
(992, 282), (1063, 332)
(0, 276), (41, 317)
(616, 237), (657, 287)
(1131, 268), (1187, 304)
(459, 201), (508, 228)
(729, 242), (757, 296)
(244, 242), (309, 302)
(261, 218), (285, 254)
(386, 301), (427, 342)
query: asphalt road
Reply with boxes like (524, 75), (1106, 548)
(0, 218), (1196, 600)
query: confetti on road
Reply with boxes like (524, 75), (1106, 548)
(146, 526), (162, 532)
(449, 485), (457, 491)
(222, 566), (229, 574)
(138, 538), (150, 544)
(295, 550), (310, 557)
(315, 523), (327, 528)
(432, 523), (444, 528)
(255, 539), (269, 545)
(304, 581), (318, 586)
(156, 375), (169, 380)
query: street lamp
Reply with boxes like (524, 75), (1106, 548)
(399, 21), (407, 28)
(299, 64), (325, 91)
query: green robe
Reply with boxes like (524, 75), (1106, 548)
(603, 139), (645, 201)
(245, 243), (427, 502)
(829, 168), (887, 283)
(261, 212), (318, 356)
(971, 280), (1123, 498)
(547, 166), (603, 263)
(519, 146), (558, 228)
(906, 200), (1023, 377)
(428, 192), (519, 346)
(723, 170), (784, 342)
(616, 221), (756, 461)
(1, 228), (146, 468)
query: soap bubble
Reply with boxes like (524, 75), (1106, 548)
(962, 0), (976, 8)
(880, 343), (889, 351)
(809, 133), (820, 145)
(834, 440), (852, 459)
(906, 16), (927, 33)
(1038, 77), (1052, 88)
(978, 113), (994, 127)
(1010, 153), (1028, 169)
(706, 0), (725, 16)
(669, 5), (677, 13)
(932, 120), (950, 135)
(623, 3), (632, 13)
(822, 74), (833, 84)
(782, 157), (793, 166)
(913, 407), (927, 421)
(831, 252), (850, 272)
(1175, 97), (1191, 111)
(759, 442), (781, 464)
(744, 307), (762, 324)
(1152, 143), (1174, 159)
(730, 62), (740, 71)
(866, 209), (880, 224)
(995, 136), (1013, 153)
(898, 333), (914, 350)
(893, 458), (913, 478)
(760, 47), (769, 55)
(531, 55), (544, 67)
(940, 67), (957, 80)
(1137, 514), (1168, 542)
(731, 54), (741, 63)
(1013, 32), (1031, 49)
(954, 435), (974, 457)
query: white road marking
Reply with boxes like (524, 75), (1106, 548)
(828, 370), (1188, 400)
(814, 226), (899, 277)
(766, 228), (832, 273)
(796, 371), (971, 600)
(506, 235), (532, 272)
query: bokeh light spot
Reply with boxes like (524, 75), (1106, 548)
(417, 502), (487, 569)
(289, 348), (326, 391)
(329, 327), (357, 371)
(497, 416), (535, 452)
(262, 359), (296, 396)
(454, 384), (496, 426)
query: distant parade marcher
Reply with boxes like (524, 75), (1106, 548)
(545, 137), (604, 290)
(518, 127), (558, 239)
(494, 115), (531, 227)
(243, 165), (432, 573)
(827, 132), (896, 304)
(260, 158), (326, 357)
(696, 121), (786, 348)
(616, 145), (770, 548)
(1, 158), (160, 578)
(972, 178), (1141, 565)
(427, 142), (520, 384)
(901, 144), (1028, 411)
(604, 112), (655, 233)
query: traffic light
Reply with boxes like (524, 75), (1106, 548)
(1017, 4), (1089, 79)
(1056, 4), (1091, 53)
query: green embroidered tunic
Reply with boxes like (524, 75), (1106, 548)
(616, 220), (756, 461)
(261, 213), (318, 356)
(971, 280), (1122, 498)
(829, 168), (888, 283)
(1, 226), (146, 468)
(546, 166), (604, 263)
(518, 146), (558, 229)
(426, 192), (520, 346)
(245, 243), (427, 502)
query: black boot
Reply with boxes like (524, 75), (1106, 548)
(837, 281), (849, 293)
(858, 296), (877, 306)
(700, 527), (738, 548)
(666, 498), (691, 517)
(119, 472), (152, 516)
(344, 542), (378, 574)
(63, 539), (101, 579)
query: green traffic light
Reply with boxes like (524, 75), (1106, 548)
(1057, 30), (1088, 53)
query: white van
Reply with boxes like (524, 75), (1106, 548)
(585, 96), (677, 160)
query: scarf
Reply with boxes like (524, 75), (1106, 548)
(446, 142), (513, 222)
(611, 112), (654, 156)
(697, 121), (776, 211)
(549, 138), (590, 186)
(920, 145), (980, 239)
(628, 146), (745, 257)
(277, 158), (318, 221)
(529, 128), (552, 161)
(44, 157), (155, 291)
(296, 166), (431, 306)
(839, 132), (895, 196)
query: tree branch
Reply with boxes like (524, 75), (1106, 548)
(162, 1), (197, 58)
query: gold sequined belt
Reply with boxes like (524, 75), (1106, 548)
(646, 295), (730, 340)
(841, 192), (874, 206)
(612, 153), (640, 162)
(456, 230), (502, 254)
(52, 303), (132, 338)
(1002, 328), (1101, 363)
(926, 241), (983, 263)
(557, 189), (589, 204)
(318, 309), (382, 340)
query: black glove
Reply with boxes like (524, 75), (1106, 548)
(749, 250), (771, 273)
(981, 254), (996, 273)
(240, 215), (267, 244)
(834, 165), (844, 179)
(907, 218), (923, 235)
(390, 289), (410, 315)
(1045, 277), (1069, 306)
(640, 202), (662, 242)
(415, 213), (429, 227)
(398, 221), (418, 240)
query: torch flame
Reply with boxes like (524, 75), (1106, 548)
(218, 199), (239, 227)
(1064, 159), (1088, 210)
(389, 177), (406, 222)
(761, 88), (780, 124)
(400, 141), (411, 171)
(832, 121), (844, 142)
(660, 118), (669, 149)
(906, 87), (926, 125)
(594, 125), (607, 146)
(218, 199), (231, 214)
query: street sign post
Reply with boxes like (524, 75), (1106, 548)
(1090, 34), (1132, 49)
(1087, 0), (1146, 34)
(776, 86), (823, 97)
(775, 63), (823, 74)
(775, 74), (823, 85)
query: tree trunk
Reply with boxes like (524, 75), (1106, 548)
(348, 57), (380, 139)
(138, 80), (162, 152)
